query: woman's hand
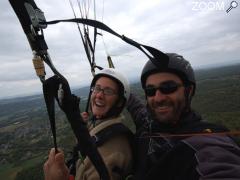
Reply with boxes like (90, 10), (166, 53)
(81, 112), (90, 123)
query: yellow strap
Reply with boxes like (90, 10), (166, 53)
(32, 55), (45, 77)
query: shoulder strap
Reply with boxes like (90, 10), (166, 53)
(92, 123), (133, 146)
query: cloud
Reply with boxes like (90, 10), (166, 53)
(0, 0), (239, 99)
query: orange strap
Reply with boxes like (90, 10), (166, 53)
(139, 131), (240, 138)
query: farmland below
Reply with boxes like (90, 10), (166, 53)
(0, 63), (240, 180)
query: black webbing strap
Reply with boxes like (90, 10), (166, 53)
(9, 0), (48, 52)
(67, 122), (132, 178)
(44, 18), (169, 114)
(9, 1), (167, 178)
(43, 18), (169, 67)
(42, 75), (110, 180)
(66, 144), (80, 177)
(91, 123), (136, 179)
(92, 123), (134, 147)
(84, 65), (103, 113)
(42, 77), (58, 151)
(66, 111), (110, 180)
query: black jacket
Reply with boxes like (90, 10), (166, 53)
(127, 94), (240, 180)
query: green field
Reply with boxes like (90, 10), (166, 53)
(0, 64), (239, 180)
(0, 155), (45, 180)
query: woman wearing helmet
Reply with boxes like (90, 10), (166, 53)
(44, 68), (133, 180)
(89, 68), (130, 120)
(74, 68), (133, 180)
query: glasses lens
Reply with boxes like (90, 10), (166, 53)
(145, 81), (182, 96)
(159, 81), (180, 94)
(91, 86), (116, 96)
(103, 88), (115, 95)
(145, 87), (157, 97)
(92, 86), (101, 93)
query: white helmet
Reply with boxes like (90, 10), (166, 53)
(91, 68), (130, 102)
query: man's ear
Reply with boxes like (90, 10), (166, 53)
(186, 85), (194, 98)
(189, 85), (194, 97)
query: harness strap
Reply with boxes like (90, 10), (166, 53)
(43, 18), (169, 67)
(90, 122), (136, 179)
(42, 77), (58, 151)
(42, 75), (110, 180)
(66, 144), (80, 179)
(66, 123), (133, 178)
(91, 123), (133, 146)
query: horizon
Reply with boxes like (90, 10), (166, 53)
(1, 0), (240, 100)
(0, 61), (239, 101)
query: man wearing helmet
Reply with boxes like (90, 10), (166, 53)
(44, 68), (133, 180)
(127, 53), (240, 179)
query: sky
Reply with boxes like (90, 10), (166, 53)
(0, 0), (239, 99)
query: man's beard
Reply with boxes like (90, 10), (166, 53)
(148, 98), (185, 124)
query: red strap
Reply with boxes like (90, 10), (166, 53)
(69, 175), (75, 180)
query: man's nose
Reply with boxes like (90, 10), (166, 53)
(154, 89), (167, 100)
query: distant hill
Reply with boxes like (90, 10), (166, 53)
(0, 63), (239, 180)
(195, 63), (240, 80)
(0, 63), (239, 125)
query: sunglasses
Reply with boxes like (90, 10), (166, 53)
(145, 81), (183, 97)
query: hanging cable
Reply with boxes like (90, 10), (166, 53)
(69, 0), (98, 76)
(92, 0), (97, 71)
(77, 0), (98, 75)
(69, 0), (101, 112)
(68, 0), (89, 62)
(98, 0), (115, 69)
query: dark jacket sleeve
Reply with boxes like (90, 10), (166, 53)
(183, 135), (240, 180)
(126, 93), (148, 129)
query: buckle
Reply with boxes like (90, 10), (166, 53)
(92, 135), (99, 143)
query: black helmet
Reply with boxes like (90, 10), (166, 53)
(141, 53), (196, 96)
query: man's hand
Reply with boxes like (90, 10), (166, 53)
(43, 148), (69, 180)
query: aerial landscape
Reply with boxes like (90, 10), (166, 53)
(0, 63), (239, 180)
(0, 0), (239, 179)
